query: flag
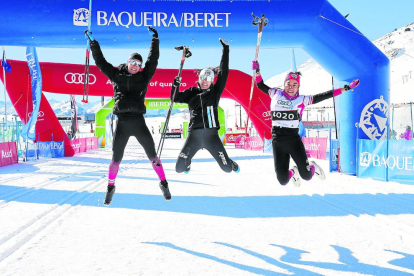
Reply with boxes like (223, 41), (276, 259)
(2, 51), (11, 73)
(21, 47), (42, 141)
(70, 95), (78, 139)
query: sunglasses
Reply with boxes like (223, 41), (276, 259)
(128, 59), (142, 67)
(199, 75), (214, 82)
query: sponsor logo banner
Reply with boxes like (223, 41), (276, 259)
(330, 139), (339, 172)
(263, 137), (273, 154)
(388, 140), (414, 183)
(234, 134), (248, 149)
(358, 139), (414, 184)
(0, 142), (18, 167)
(71, 138), (98, 153)
(245, 137), (263, 151)
(37, 141), (65, 159)
(21, 47), (43, 140)
(302, 137), (327, 160)
(357, 139), (388, 181)
(225, 133), (246, 144)
(165, 133), (181, 139)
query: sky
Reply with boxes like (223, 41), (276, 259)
(1, 0), (414, 102)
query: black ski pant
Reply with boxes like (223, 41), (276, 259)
(112, 115), (157, 162)
(176, 128), (233, 173)
(272, 126), (312, 185)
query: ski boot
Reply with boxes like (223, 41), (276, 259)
(104, 185), (116, 206)
(184, 164), (191, 174)
(232, 161), (240, 173)
(159, 180), (171, 201)
(310, 161), (326, 180)
(291, 166), (301, 187)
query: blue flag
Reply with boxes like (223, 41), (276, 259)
(21, 47), (43, 141)
(1, 51), (11, 73)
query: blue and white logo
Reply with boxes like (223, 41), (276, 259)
(73, 8), (90, 26)
(359, 96), (389, 140)
(359, 152), (372, 167)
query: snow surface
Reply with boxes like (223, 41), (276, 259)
(1, 134), (414, 275)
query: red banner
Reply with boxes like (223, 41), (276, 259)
(0, 142), (18, 167)
(2, 60), (273, 159)
(302, 137), (327, 160)
(245, 137), (263, 151)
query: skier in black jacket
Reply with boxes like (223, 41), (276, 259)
(171, 38), (239, 174)
(85, 28), (171, 205)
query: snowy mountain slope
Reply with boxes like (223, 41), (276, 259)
(265, 22), (414, 105)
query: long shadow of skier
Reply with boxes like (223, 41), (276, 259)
(144, 241), (315, 275)
(273, 244), (414, 275)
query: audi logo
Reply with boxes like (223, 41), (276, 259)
(28, 111), (45, 117)
(262, 111), (271, 117)
(65, 73), (96, 84)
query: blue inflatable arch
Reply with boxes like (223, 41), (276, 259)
(0, 0), (389, 174)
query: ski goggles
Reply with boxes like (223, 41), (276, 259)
(128, 59), (142, 67)
(199, 75), (214, 82)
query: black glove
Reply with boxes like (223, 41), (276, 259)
(344, 79), (360, 91)
(173, 76), (181, 88)
(84, 30), (95, 42)
(219, 38), (229, 47)
(148, 26), (158, 38)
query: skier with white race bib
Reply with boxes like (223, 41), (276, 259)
(252, 60), (360, 186)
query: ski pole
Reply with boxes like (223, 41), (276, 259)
(245, 13), (268, 136)
(82, 0), (93, 103)
(156, 46), (192, 159)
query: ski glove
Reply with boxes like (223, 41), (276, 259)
(344, 79), (360, 91)
(148, 26), (158, 38)
(219, 38), (229, 47)
(252, 60), (260, 73)
(84, 30), (95, 43)
(173, 77), (181, 88)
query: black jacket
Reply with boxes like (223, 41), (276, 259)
(90, 38), (159, 118)
(171, 45), (229, 131)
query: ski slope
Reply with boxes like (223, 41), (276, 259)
(1, 138), (414, 275)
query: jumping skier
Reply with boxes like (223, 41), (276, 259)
(171, 38), (240, 174)
(252, 60), (360, 186)
(85, 27), (171, 205)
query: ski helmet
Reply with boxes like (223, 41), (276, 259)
(199, 68), (215, 82)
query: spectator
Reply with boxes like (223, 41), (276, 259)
(67, 130), (72, 141)
(400, 125), (413, 140)
(390, 129), (397, 140)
